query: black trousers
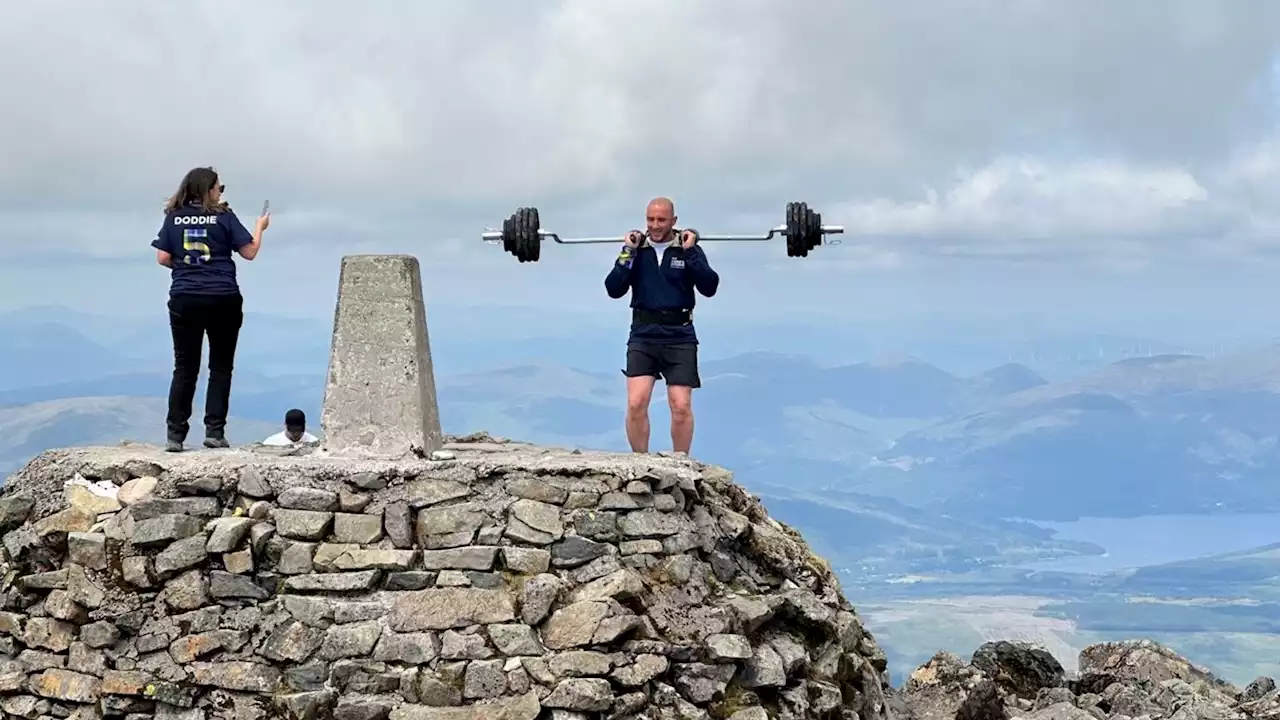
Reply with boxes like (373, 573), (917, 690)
(166, 293), (244, 441)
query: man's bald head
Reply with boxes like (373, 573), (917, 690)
(645, 197), (677, 242)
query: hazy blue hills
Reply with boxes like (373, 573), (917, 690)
(0, 397), (277, 474)
(864, 347), (1280, 521)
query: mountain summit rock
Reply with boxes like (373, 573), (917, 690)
(0, 434), (904, 719)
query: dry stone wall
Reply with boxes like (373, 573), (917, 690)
(0, 435), (898, 720)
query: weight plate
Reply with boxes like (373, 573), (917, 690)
(528, 207), (541, 262)
(806, 207), (821, 253)
(502, 213), (518, 258)
(785, 202), (800, 257)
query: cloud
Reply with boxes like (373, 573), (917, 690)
(0, 0), (1278, 269)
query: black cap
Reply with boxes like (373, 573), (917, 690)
(285, 409), (306, 430)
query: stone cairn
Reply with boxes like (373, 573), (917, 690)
(0, 436), (896, 720)
(0, 255), (898, 720)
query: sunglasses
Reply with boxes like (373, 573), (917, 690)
(217, 184), (226, 193)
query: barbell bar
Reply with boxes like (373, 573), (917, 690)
(480, 202), (845, 263)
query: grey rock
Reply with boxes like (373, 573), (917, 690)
(335, 698), (394, 720)
(278, 487), (340, 511)
(384, 502), (413, 548)
(333, 512), (385, 544)
(574, 511), (619, 541)
(505, 516), (558, 545)
(189, 660), (281, 693)
(260, 619), (326, 662)
(283, 570), (381, 593)
(67, 532), (107, 570)
(154, 535), (210, 576)
(66, 564), (105, 608)
(133, 514), (205, 547)
(618, 510), (682, 537)
(543, 678), (614, 712)
(740, 644), (786, 688)
(0, 493), (34, 530)
(387, 588), (516, 631)
(442, 630), (493, 660)
(421, 546), (499, 571)
(81, 621), (120, 648)
(436, 570), (471, 586)
(44, 589), (89, 624)
(205, 517), (253, 553)
(131, 496), (222, 520)
(612, 654), (669, 686)
(210, 570), (270, 599)
(237, 467), (274, 498)
(24, 617), (76, 652)
(564, 491), (600, 509)
(405, 478), (471, 507)
(568, 568), (644, 603)
(224, 548), (254, 574)
(176, 474), (223, 494)
(161, 569), (209, 611)
(488, 624), (546, 656)
(706, 633), (752, 661)
(549, 651), (613, 678)
(29, 667), (101, 702)
(277, 541), (316, 574)
(520, 573), (565, 625)
(415, 503), (485, 549)
(673, 662), (736, 703)
(541, 601), (610, 650)
(463, 659), (507, 699)
(273, 509), (335, 540)
(619, 539), (663, 555)
(550, 536), (610, 568)
(502, 547), (551, 574)
(318, 621), (382, 660)
(598, 492), (642, 510)
(338, 486), (372, 513)
(386, 571), (436, 590)
(122, 556), (154, 588)
(374, 630), (440, 664)
(506, 477), (569, 504)
(347, 471), (387, 490)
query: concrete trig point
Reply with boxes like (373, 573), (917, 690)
(320, 255), (443, 456)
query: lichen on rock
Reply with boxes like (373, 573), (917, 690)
(0, 435), (897, 719)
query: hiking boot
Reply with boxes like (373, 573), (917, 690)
(165, 439), (183, 453)
(203, 436), (230, 449)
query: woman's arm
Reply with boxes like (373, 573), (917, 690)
(225, 212), (266, 261)
(237, 225), (263, 261)
(156, 249), (173, 267)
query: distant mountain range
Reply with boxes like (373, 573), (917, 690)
(863, 349), (1280, 520)
(0, 397), (278, 475)
(6, 305), (1280, 572)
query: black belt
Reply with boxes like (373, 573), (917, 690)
(633, 308), (692, 326)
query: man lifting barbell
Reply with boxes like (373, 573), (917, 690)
(480, 199), (845, 454)
(605, 197), (719, 455)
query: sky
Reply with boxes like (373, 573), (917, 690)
(2, 1), (1280, 343)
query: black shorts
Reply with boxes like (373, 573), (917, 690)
(623, 341), (701, 388)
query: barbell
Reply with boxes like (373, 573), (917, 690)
(480, 202), (845, 263)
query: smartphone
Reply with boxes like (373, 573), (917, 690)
(261, 200), (270, 215)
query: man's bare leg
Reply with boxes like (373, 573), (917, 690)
(667, 384), (694, 454)
(625, 375), (658, 452)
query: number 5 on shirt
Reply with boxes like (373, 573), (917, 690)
(182, 228), (212, 265)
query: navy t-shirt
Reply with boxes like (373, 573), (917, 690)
(151, 203), (253, 296)
(604, 240), (720, 344)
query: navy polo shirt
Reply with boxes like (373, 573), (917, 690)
(604, 240), (720, 344)
(151, 203), (253, 296)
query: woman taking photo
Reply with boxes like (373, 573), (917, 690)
(151, 167), (269, 452)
